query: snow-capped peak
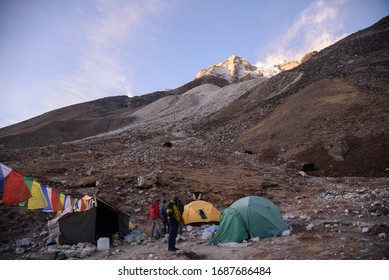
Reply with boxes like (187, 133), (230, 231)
(194, 55), (265, 83)
(194, 51), (318, 83)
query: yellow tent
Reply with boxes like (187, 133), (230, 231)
(182, 200), (221, 225)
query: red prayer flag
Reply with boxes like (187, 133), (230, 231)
(51, 188), (62, 212)
(78, 199), (86, 211)
(2, 170), (32, 205)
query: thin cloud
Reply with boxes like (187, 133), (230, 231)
(0, 0), (173, 128)
(256, 0), (348, 67)
(51, 0), (170, 108)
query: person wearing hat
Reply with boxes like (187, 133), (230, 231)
(166, 195), (182, 251)
(149, 198), (163, 240)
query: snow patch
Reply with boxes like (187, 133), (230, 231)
(194, 55), (267, 83)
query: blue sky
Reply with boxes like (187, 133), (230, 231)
(0, 0), (388, 128)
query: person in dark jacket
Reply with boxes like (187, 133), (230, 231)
(176, 197), (184, 234)
(166, 196), (182, 251)
(149, 198), (163, 239)
(160, 199), (168, 234)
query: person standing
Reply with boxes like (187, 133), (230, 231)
(176, 197), (184, 235)
(166, 196), (182, 251)
(149, 198), (163, 240)
(160, 199), (168, 234)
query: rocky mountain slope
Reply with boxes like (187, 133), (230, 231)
(0, 75), (229, 149)
(0, 16), (388, 260)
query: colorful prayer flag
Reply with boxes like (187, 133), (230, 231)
(2, 170), (32, 205)
(27, 181), (48, 209)
(62, 195), (73, 213)
(59, 193), (65, 207)
(72, 198), (77, 212)
(50, 188), (62, 212)
(41, 185), (53, 212)
(0, 163), (12, 191)
(41, 186), (63, 212)
(76, 199), (86, 212)
(18, 176), (33, 206)
(58, 193), (66, 212)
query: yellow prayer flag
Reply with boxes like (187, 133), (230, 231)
(27, 181), (48, 209)
(59, 193), (65, 205)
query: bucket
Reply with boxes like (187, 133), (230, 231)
(97, 237), (110, 251)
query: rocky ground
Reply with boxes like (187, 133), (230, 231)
(0, 132), (388, 260)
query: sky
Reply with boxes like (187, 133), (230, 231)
(0, 0), (388, 128)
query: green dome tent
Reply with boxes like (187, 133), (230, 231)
(211, 196), (288, 245)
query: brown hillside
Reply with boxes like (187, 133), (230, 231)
(0, 75), (229, 149)
(234, 78), (389, 176)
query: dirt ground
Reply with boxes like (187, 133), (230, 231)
(1, 159), (387, 260)
(83, 171), (389, 260)
(1, 123), (388, 260)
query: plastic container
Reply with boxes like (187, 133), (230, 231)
(97, 237), (110, 251)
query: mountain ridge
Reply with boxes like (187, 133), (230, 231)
(194, 54), (265, 83)
(194, 51), (320, 83)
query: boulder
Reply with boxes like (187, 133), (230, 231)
(56, 251), (67, 260)
(201, 232), (213, 240)
(328, 141), (349, 161)
(64, 249), (80, 258)
(306, 223), (315, 231)
(16, 238), (32, 247)
(361, 227), (370, 233)
(137, 173), (158, 188)
(300, 51), (318, 63)
(47, 246), (62, 254)
(282, 230), (291, 236)
(79, 248), (96, 259)
(15, 247), (26, 255)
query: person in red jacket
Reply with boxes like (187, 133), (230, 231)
(149, 198), (163, 239)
